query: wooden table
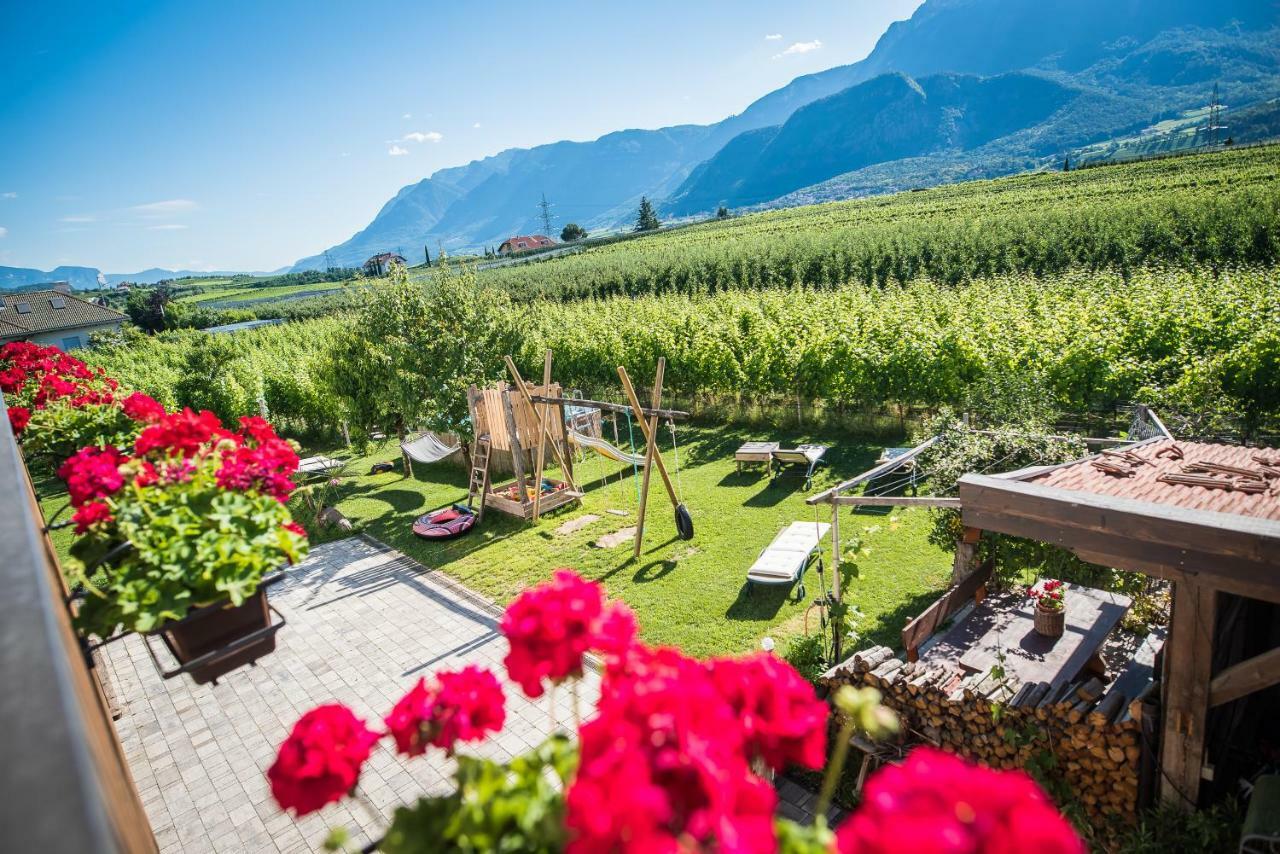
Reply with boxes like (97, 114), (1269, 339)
(927, 583), (1132, 690)
(735, 441), (779, 473)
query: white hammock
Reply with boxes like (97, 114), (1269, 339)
(401, 432), (461, 464)
(569, 428), (646, 466)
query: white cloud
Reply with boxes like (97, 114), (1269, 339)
(340, 151), (351, 157)
(130, 199), (198, 216)
(773, 39), (822, 59)
(146, 223), (189, 231)
(388, 145), (410, 156)
(402, 112), (412, 119)
(401, 131), (443, 143)
(764, 33), (782, 40)
(60, 215), (96, 223)
(0, 226), (7, 237)
(1, 192), (16, 199)
(472, 122), (482, 129)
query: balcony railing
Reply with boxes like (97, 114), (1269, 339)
(0, 395), (157, 853)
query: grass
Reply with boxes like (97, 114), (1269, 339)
(295, 423), (952, 658)
(177, 280), (352, 305)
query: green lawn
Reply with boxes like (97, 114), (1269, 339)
(299, 424), (952, 658)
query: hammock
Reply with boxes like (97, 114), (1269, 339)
(569, 428), (646, 466)
(401, 432), (461, 465)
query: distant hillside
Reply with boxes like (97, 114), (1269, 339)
(0, 265), (103, 291)
(294, 0), (1278, 269)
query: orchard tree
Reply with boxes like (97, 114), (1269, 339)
(635, 197), (660, 232)
(560, 222), (587, 242)
(716, 206), (730, 219)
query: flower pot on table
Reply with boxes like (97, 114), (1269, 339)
(144, 573), (287, 684)
(1034, 603), (1065, 639)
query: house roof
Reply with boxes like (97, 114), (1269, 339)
(1025, 438), (1280, 522)
(499, 235), (555, 249)
(364, 252), (406, 264)
(0, 289), (126, 341)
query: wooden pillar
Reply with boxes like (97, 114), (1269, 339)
(500, 388), (530, 502)
(830, 501), (841, 599)
(1160, 580), (1217, 808)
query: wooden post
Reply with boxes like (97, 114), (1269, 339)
(556, 396), (574, 482)
(503, 357), (578, 492)
(616, 366), (680, 510)
(500, 387), (530, 506)
(1160, 580), (1216, 809)
(631, 358), (666, 558)
(952, 538), (978, 584)
(531, 350), (553, 521)
(830, 501), (841, 600)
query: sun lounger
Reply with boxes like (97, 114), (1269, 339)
(746, 521), (830, 600)
(770, 444), (828, 490)
(296, 455), (344, 476)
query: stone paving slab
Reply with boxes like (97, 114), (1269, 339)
(102, 536), (598, 853)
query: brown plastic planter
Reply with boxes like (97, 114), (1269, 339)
(142, 573), (286, 684)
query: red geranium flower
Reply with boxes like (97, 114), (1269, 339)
(282, 520), (306, 537)
(267, 704), (381, 816)
(215, 416), (299, 502)
(134, 407), (225, 457)
(120, 392), (166, 424)
(72, 500), (114, 534)
(8, 406), (31, 434)
(501, 569), (617, 698)
(385, 666), (506, 757)
(710, 652), (828, 772)
(834, 747), (1085, 854)
(57, 445), (128, 507)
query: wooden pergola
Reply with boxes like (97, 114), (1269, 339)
(958, 437), (1280, 808)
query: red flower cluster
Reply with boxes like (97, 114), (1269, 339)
(134, 407), (226, 457)
(8, 406), (31, 434)
(385, 666), (506, 757)
(57, 445), (128, 507)
(267, 705), (381, 816)
(1028, 579), (1066, 612)
(215, 416), (299, 502)
(0, 341), (108, 411)
(500, 568), (636, 698)
(73, 500), (114, 534)
(835, 747), (1084, 854)
(568, 644), (786, 853)
(710, 652), (828, 772)
(120, 391), (166, 424)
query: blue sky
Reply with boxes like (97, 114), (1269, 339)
(0, 0), (922, 273)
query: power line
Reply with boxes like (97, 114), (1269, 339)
(538, 192), (554, 236)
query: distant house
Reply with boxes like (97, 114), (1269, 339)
(362, 253), (407, 276)
(497, 235), (556, 256)
(0, 288), (126, 350)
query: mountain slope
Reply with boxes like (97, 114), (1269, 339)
(294, 0), (1279, 269)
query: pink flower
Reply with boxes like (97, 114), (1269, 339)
(834, 747), (1085, 854)
(57, 446), (128, 507)
(120, 392), (166, 424)
(384, 666), (506, 757)
(710, 652), (828, 771)
(7, 406), (31, 434)
(592, 600), (638, 659)
(282, 521), (306, 537)
(500, 569), (607, 698)
(215, 418), (299, 502)
(72, 500), (114, 534)
(267, 705), (381, 816)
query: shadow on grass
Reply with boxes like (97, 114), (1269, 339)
(855, 586), (947, 651)
(724, 581), (794, 621)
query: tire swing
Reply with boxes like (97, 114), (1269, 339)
(668, 418), (694, 541)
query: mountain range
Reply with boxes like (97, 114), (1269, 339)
(292, 0), (1280, 271)
(0, 265), (276, 292)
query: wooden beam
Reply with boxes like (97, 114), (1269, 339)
(831, 495), (961, 508)
(1209, 645), (1280, 708)
(959, 474), (1280, 602)
(530, 350), (552, 521)
(807, 436), (938, 505)
(503, 357), (577, 493)
(631, 358), (665, 559)
(1160, 581), (1216, 808)
(616, 366), (680, 510)
(530, 394), (689, 421)
(902, 559), (994, 660)
(499, 388), (530, 500)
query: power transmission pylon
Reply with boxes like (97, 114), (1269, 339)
(538, 192), (554, 237)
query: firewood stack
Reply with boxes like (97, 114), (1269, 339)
(824, 645), (1145, 823)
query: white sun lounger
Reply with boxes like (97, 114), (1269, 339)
(746, 521), (830, 600)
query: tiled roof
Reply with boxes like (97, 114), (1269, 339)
(499, 235), (555, 250)
(1028, 438), (1280, 522)
(365, 253), (405, 263)
(0, 289), (126, 340)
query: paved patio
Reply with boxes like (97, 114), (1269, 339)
(102, 536), (598, 853)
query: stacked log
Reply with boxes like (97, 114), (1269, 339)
(825, 649), (1144, 823)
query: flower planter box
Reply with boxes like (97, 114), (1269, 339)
(1034, 604), (1065, 639)
(142, 573), (287, 684)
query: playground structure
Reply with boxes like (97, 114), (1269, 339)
(467, 350), (693, 556)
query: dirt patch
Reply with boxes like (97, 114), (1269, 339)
(555, 514), (601, 536)
(592, 526), (637, 549)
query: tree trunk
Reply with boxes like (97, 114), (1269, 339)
(396, 418), (411, 478)
(460, 439), (473, 475)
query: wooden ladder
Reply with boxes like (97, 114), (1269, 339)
(467, 435), (492, 521)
